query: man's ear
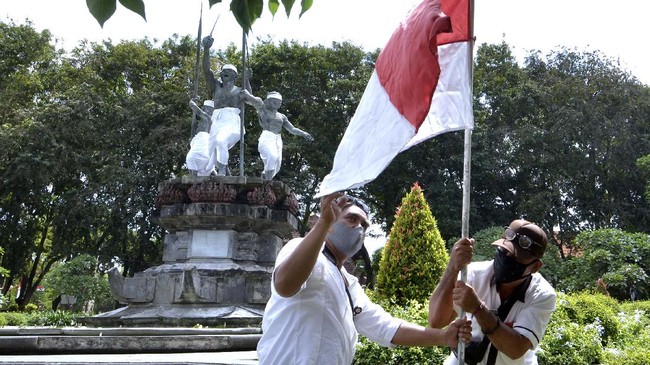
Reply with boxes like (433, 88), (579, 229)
(532, 260), (544, 273)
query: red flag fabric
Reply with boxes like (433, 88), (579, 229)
(316, 0), (473, 197)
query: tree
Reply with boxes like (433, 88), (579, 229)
(85, 0), (313, 34)
(0, 20), (196, 307)
(375, 183), (448, 305)
(43, 254), (113, 313)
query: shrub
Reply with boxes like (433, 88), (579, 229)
(0, 312), (28, 326)
(537, 312), (604, 365)
(558, 229), (650, 301)
(26, 310), (78, 327)
(602, 302), (650, 365)
(560, 292), (620, 345)
(354, 294), (448, 365)
(24, 303), (38, 313)
(375, 183), (449, 306)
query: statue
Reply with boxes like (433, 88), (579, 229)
(186, 99), (215, 176)
(241, 90), (313, 180)
(201, 35), (251, 176)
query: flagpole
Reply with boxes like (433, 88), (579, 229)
(458, 0), (475, 363)
(239, 30), (247, 177)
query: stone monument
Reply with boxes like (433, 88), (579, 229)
(86, 175), (299, 327)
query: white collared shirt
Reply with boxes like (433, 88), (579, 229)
(444, 260), (556, 365)
(258, 238), (403, 365)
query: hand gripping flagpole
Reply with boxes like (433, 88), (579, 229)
(457, 0), (475, 364)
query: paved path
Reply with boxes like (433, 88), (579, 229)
(0, 351), (259, 364)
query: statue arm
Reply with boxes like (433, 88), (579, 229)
(283, 116), (314, 141)
(189, 99), (210, 120)
(202, 36), (217, 92)
(239, 89), (264, 110)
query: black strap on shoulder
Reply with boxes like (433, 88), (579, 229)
(485, 275), (532, 365)
(322, 246), (362, 318)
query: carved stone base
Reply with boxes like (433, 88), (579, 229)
(89, 176), (299, 327)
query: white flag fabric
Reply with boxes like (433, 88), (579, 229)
(316, 0), (473, 198)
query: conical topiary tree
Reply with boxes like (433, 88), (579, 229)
(375, 182), (449, 305)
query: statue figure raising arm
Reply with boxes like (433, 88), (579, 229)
(201, 35), (251, 176)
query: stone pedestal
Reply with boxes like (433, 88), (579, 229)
(85, 176), (299, 327)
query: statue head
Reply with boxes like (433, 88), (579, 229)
(220, 64), (238, 83)
(202, 100), (214, 112)
(264, 91), (283, 109)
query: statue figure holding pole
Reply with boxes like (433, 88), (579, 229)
(200, 32), (251, 176)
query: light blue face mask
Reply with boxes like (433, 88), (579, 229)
(326, 221), (365, 258)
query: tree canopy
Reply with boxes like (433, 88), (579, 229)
(2, 19), (650, 309)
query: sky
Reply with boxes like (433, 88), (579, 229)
(3, 0), (649, 84)
(3, 0), (649, 254)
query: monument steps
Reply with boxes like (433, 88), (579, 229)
(0, 326), (261, 355)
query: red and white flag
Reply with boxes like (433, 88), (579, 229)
(316, 0), (473, 197)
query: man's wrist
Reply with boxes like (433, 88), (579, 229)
(481, 312), (501, 335)
(472, 301), (488, 315)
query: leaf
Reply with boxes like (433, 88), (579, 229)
(208, 0), (224, 7)
(118, 0), (146, 21)
(268, 0), (280, 16)
(86, 0), (117, 28)
(281, 0), (295, 17)
(230, 0), (264, 34)
(300, 0), (313, 17)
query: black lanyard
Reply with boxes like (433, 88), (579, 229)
(322, 246), (362, 318)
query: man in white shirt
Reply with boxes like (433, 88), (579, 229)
(257, 193), (471, 365)
(428, 220), (556, 365)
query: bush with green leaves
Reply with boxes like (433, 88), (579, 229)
(27, 310), (79, 327)
(602, 304), (650, 365)
(43, 254), (114, 313)
(375, 183), (449, 306)
(0, 311), (29, 326)
(537, 308), (605, 365)
(557, 229), (649, 301)
(354, 293), (448, 365)
(560, 291), (620, 345)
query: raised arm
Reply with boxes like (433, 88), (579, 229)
(273, 192), (343, 297)
(428, 237), (474, 328)
(202, 36), (217, 92)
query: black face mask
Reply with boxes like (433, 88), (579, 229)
(493, 248), (536, 284)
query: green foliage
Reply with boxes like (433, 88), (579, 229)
(354, 294), (448, 365)
(375, 183), (449, 305)
(0, 312), (28, 326)
(43, 255), (114, 313)
(638, 154), (650, 202)
(538, 308), (605, 365)
(537, 294), (650, 365)
(558, 229), (650, 300)
(26, 310), (79, 327)
(559, 292), (620, 345)
(23, 303), (38, 313)
(602, 302), (650, 365)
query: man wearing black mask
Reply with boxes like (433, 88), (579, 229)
(428, 220), (556, 365)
